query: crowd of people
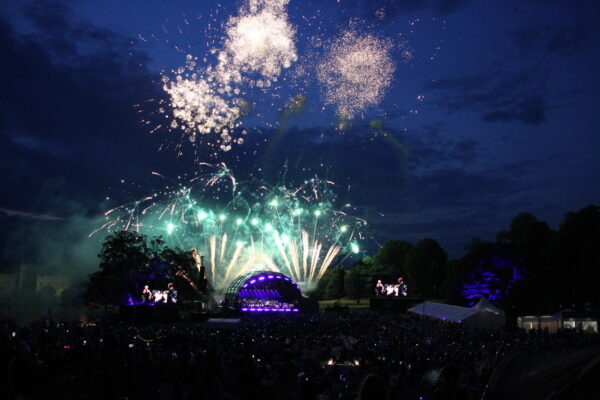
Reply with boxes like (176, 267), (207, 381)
(2, 311), (598, 400)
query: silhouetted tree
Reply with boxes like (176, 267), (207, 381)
(405, 238), (447, 297)
(439, 259), (463, 304)
(556, 205), (600, 305)
(504, 205), (600, 314)
(371, 240), (413, 276)
(83, 231), (197, 306)
(84, 231), (150, 306)
(324, 267), (345, 300)
(314, 204), (600, 313)
(344, 268), (362, 303)
(497, 212), (554, 274)
(344, 262), (372, 303)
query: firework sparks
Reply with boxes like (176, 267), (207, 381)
(145, 0), (411, 156)
(317, 29), (395, 119)
(95, 164), (368, 290)
(160, 55), (247, 152)
(219, 0), (297, 86)
(156, 0), (296, 155)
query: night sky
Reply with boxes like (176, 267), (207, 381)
(1, 0), (599, 267)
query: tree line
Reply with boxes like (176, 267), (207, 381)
(315, 205), (600, 317)
(83, 205), (600, 319)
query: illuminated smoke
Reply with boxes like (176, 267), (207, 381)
(317, 30), (395, 119)
(218, 0), (297, 86)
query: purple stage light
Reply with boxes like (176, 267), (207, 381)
(235, 272), (302, 314)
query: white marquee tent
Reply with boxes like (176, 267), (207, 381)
(408, 297), (506, 330)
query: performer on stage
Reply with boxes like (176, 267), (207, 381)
(142, 285), (151, 303)
(167, 282), (177, 304)
(375, 279), (384, 295)
(398, 277), (408, 297)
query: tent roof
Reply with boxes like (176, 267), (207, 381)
(408, 302), (477, 322)
(408, 297), (504, 322)
(473, 297), (504, 315)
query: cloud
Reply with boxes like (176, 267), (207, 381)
(241, 122), (543, 256)
(0, 2), (185, 214)
(362, 0), (470, 17)
(0, 2), (170, 276)
(511, 23), (591, 57)
(401, 123), (482, 172)
(481, 95), (546, 125)
(424, 67), (548, 125)
(21, 0), (130, 62)
(313, 0), (470, 21)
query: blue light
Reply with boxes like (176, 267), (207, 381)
(461, 256), (524, 305)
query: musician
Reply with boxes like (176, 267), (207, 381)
(167, 282), (177, 304)
(385, 284), (398, 296)
(142, 285), (151, 303)
(398, 277), (408, 297)
(153, 290), (166, 303)
(375, 279), (384, 295)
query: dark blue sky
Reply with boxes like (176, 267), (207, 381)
(1, 0), (599, 259)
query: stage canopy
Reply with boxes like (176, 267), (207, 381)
(408, 297), (505, 330)
(224, 271), (303, 312)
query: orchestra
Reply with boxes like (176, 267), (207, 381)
(375, 277), (408, 297)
